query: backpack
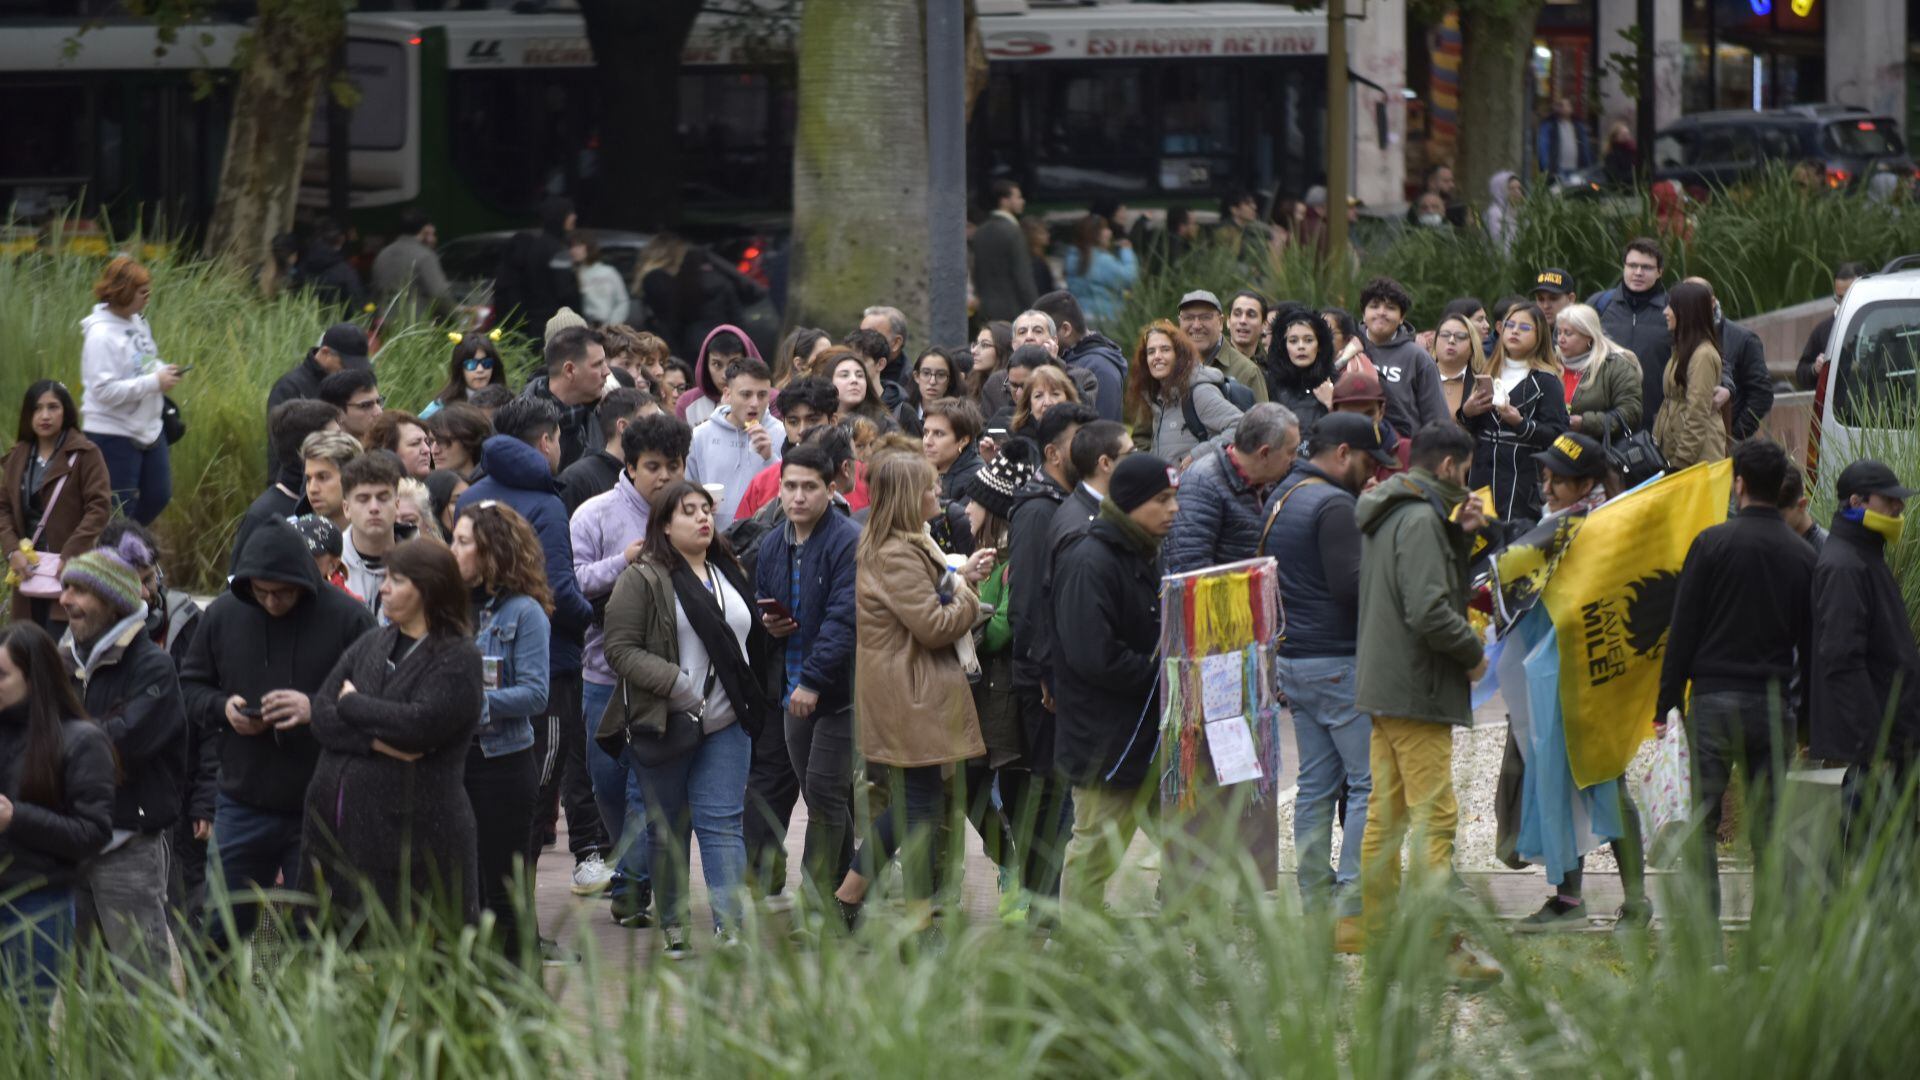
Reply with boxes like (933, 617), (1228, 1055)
(1592, 288), (1617, 317)
(1179, 376), (1255, 442)
(725, 496), (788, 581)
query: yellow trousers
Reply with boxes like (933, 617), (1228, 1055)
(1359, 715), (1459, 942)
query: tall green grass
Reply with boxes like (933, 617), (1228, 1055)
(6, 775), (1920, 1077)
(0, 249), (534, 592)
(1112, 169), (1920, 336)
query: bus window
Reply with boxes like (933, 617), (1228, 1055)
(1833, 300), (1920, 430)
(1034, 66), (1150, 196)
(0, 83), (91, 216)
(308, 40), (408, 152)
(680, 70), (794, 205)
(1156, 65), (1236, 191)
(450, 68), (600, 216)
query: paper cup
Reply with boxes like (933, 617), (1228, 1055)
(703, 482), (726, 504)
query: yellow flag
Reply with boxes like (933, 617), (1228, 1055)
(1542, 460), (1733, 787)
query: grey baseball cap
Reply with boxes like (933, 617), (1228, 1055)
(1177, 289), (1222, 312)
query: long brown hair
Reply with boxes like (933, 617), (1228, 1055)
(1481, 300), (1559, 376)
(1666, 280), (1721, 389)
(642, 479), (742, 576)
(966, 321), (1012, 400)
(1071, 214), (1107, 276)
(458, 502), (554, 615)
(1125, 320), (1201, 419)
(827, 350), (890, 423)
(386, 539), (472, 637)
(0, 622), (90, 807)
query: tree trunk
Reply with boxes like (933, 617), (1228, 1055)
(201, 0), (347, 285)
(1454, 1), (1542, 216)
(577, 0), (704, 231)
(789, 0), (931, 339)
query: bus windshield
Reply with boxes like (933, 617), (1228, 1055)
(1834, 300), (1920, 430)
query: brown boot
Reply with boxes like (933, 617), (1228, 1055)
(1334, 915), (1365, 954)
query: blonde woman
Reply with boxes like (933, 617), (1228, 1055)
(834, 453), (995, 924)
(1430, 311), (1485, 419)
(1555, 303), (1643, 439)
(1011, 364), (1081, 435)
(1460, 299), (1569, 521)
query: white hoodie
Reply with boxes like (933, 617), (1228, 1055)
(686, 404), (786, 531)
(79, 303), (165, 445)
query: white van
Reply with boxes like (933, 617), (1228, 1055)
(1817, 255), (1920, 474)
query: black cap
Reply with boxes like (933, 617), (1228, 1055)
(1532, 268), (1574, 296)
(1309, 412), (1397, 467)
(1532, 432), (1609, 479)
(1836, 459), (1915, 502)
(311, 323), (371, 368)
(1109, 453), (1177, 513)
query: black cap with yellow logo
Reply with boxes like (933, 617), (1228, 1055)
(1532, 268), (1574, 296)
(1533, 432), (1608, 478)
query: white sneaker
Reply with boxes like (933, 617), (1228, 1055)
(571, 853), (615, 895)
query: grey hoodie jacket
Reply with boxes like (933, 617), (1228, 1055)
(1362, 323), (1452, 440)
(688, 404), (788, 530)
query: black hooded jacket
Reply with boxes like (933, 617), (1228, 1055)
(1008, 472), (1071, 690)
(180, 521), (377, 814)
(1812, 514), (1920, 764)
(1051, 516), (1163, 788)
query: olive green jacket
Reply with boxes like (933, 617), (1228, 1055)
(597, 557), (682, 743)
(1566, 348), (1644, 438)
(1353, 468), (1484, 726)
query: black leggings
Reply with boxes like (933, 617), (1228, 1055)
(1558, 788), (1646, 903)
(465, 743), (538, 961)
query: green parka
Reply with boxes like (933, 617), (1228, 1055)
(1353, 468), (1484, 726)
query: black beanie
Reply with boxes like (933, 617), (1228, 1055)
(1110, 453), (1177, 513)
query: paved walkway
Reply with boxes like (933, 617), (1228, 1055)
(529, 695), (1752, 969)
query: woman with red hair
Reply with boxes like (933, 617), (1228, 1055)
(79, 256), (183, 524)
(1124, 320), (1243, 465)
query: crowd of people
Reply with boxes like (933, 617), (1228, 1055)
(0, 208), (1913, 1006)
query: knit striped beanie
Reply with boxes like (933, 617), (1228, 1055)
(61, 548), (144, 617)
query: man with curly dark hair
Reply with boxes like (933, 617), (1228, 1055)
(1356, 276), (1451, 441)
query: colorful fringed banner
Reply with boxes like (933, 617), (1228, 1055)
(1157, 558), (1283, 812)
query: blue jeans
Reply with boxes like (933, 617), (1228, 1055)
(204, 793), (305, 948)
(1278, 655), (1372, 916)
(582, 679), (649, 900)
(0, 886), (73, 1013)
(632, 721), (750, 930)
(90, 431), (172, 524)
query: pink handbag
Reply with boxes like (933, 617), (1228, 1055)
(15, 458), (74, 599)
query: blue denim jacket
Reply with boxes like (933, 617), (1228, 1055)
(473, 592), (548, 757)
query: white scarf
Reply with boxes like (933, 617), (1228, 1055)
(1561, 348), (1594, 374)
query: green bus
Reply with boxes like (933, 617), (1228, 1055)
(1, 2), (1328, 240)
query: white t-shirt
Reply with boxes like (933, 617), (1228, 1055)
(673, 568), (751, 734)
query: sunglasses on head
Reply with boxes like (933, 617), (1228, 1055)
(463, 356), (497, 372)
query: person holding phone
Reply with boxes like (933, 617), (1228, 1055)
(179, 520), (374, 950)
(751, 444), (861, 911)
(834, 453), (996, 928)
(80, 256), (181, 525)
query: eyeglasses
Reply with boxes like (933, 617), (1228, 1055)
(349, 396), (386, 411)
(1437, 330), (1471, 343)
(463, 357), (497, 372)
(1502, 320), (1536, 334)
(1624, 261), (1660, 274)
(917, 368), (950, 382)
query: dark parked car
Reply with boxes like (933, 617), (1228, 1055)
(1648, 106), (1915, 195)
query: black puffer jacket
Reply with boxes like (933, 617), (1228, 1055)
(1164, 443), (1268, 575)
(1051, 512), (1163, 788)
(61, 614), (188, 833)
(0, 707), (115, 891)
(181, 521), (377, 814)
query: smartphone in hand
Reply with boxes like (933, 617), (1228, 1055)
(756, 597), (794, 622)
